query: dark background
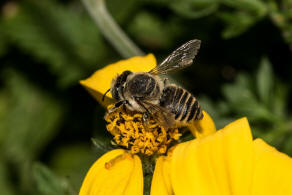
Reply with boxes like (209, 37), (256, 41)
(0, 0), (292, 194)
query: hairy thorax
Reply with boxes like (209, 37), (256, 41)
(123, 73), (163, 112)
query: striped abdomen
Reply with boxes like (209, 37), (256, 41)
(159, 85), (203, 123)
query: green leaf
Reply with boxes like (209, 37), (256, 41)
(2, 0), (104, 87)
(199, 96), (234, 129)
(33, 162), (73, 195)
(0, 29), (8, 57)
(221, 0), (267, 16)
(218, 12), (256, 39)
(107, 0), (138, 23)
(218, 0), (267, 38)
(284, 134), (292, 156)
(0, 162), (16, 195)
(222, 74), (273, 121)
(170, 0), (218, 19)
(222, 74), (254, 104)
(272, 82), (288, 118)
(0, 92), (10, 145)
(0, 69), (64, 162)
(269, 2), (292, 44)
(256, 58), (274, 107)
(128, 12), (183, 49)
(49, 144), (96, 190)
(91, 137), (114, 156)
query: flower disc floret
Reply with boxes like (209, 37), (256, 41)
(105, 105), (181, 156)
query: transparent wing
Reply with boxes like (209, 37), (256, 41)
(137, 100), (176, 128)
(149, 39), (201, 75)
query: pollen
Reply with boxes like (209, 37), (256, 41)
(105, 105), (181, 156)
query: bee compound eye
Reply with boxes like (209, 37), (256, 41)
(111, 87), (120, 100)
(120, 71), (132, 83)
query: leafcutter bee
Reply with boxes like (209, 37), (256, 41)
(103, 39), (203, 128)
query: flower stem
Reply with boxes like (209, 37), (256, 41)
(81, 0), (145, 58)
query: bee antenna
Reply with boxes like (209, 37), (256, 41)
(102, 88), (111, 102)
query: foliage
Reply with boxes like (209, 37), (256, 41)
(33, 163), (73, 195)
(0, 0), (291, 194)
(200, 58), (292, 155)
(1, 0), (105, 87)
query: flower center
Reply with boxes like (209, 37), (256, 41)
(105, 105), (181, 156)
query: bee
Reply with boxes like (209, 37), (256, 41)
(103, 39), (203, 128)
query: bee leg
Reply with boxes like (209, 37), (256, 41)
(142, 112), (151, 130)
(107, 100), (128, 113)
(133, 96), (152, 130)
(163, 78), (168, 86)
(143, 112), (149, 124)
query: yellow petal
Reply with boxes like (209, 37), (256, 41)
(170, 117), (253, 195)
(151, 156), (174, 195)
(80, 54), (156, 105)
(79, 149), (143, 195)
(188, 110), (216, 138)
(251, 139), (292, 195)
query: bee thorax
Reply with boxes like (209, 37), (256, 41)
(125, 73), (161, 99)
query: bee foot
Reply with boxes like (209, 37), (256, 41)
(143, 113), (151, 130)
(163, 78), (168, 86)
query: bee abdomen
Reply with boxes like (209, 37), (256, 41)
(160, 86), (203, 124)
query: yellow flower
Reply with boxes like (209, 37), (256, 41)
(80, 55), (292, 195)
(151, 117), (292, 195)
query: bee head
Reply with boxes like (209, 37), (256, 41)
(110, 70), (133, 100)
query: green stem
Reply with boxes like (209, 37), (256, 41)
(81, 0), (144, 58)
(139, 154), (155, 195)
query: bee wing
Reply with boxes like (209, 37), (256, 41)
(139, 100), (176, 128)
(149, 39), (201, 75)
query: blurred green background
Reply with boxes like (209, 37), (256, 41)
(0, 0), (292, 194)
